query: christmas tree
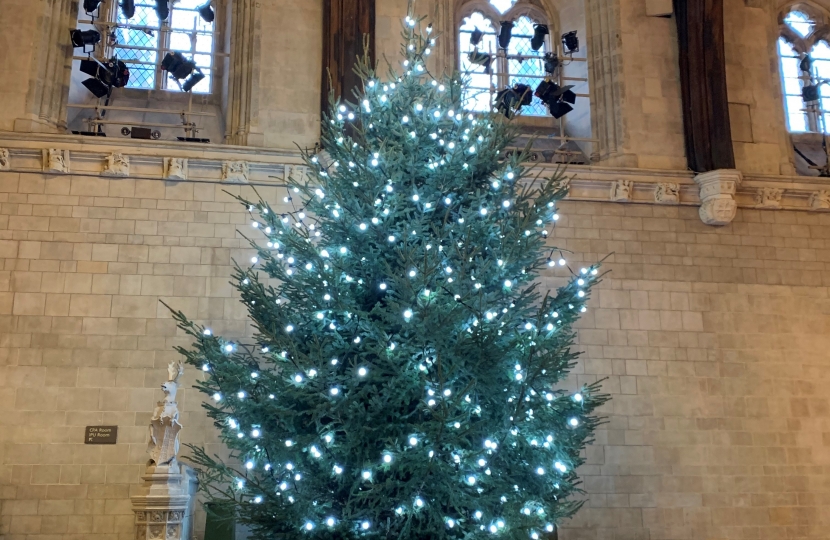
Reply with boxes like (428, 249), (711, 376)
(171, 11), (608, 540)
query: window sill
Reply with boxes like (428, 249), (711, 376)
(114, 87), (219, 105)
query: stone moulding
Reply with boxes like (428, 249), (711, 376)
(610, 179), (632, 202)
(654, 182), (680, 204)
(4, 142), (830, 220)
(809, 190), (830, 210)
(164, 158), (188, 180)
(694, 169), (742, 226)
(755, 187), (783, 209)
(222, 160), (250, 183)
(102, 152), (130, 177)
(42, 148), (69, 173)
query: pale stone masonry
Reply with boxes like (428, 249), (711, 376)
(1, 167), (828, 539)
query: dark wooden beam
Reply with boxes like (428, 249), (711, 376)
(322, 0), (376, 116)
(674, 0), (735, 172)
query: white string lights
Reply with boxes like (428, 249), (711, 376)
(171, 10), (608, 540)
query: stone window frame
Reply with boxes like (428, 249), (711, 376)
(777, 2), (830, 133)
(455, 0), (560, 126)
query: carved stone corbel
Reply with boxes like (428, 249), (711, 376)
(164, 158), (188, 180)
(0, 148), (9, 171)
(102, 153), (130, 177)
(694, 169), (742, 226)
(654, 182), (680, 204)
(43, 148), (69, 173)
(809, 190), (830, 211)
(222, 160), (249, 183)
(755, 187), (783, 209)
(610, 179), (633, 202)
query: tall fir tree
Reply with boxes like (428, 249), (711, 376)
(172, 10), (608, 540)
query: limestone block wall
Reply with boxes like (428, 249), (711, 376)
(0, 163), (829, 539)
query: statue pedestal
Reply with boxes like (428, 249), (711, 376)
(132, 463), (198, 540)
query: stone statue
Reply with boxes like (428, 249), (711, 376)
(43, 148), (69, 173)
(0, 148), (9, 171)
(610, 179), (633, 202)
(755, 187), (783, 208)
(222, 160), (250, 183)
(102, 152), (130, 177)
(810, 190), (830, 211)
(164, 158), (188, 180)
(654, 182), (680, 204)
(147, 361), (185, 467)
(133, 361), (197, 540)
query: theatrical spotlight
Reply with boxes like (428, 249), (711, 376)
(182, 69), (206, 92)
(79, 58), (130, 98)
(498, 20), (513, 49)
(161, 52), (196, 79)
(531, 24), (549, 51)
(803, 84), (820, 102)
(467, 50), (492, 74)
(154, 0), (170, 21)
(198, 2), (215, 23)
(69, 29), (101, 53)
(83, 0), (102, 13)
(470, 28), (484, 46)
(496, 83), (533, 118)
(535, 80), (576, 119)
(562, 30), (579, 54)
(121, 0), (135, 19)
(161, 52), (204, 92)
(543, 52), (560, 75)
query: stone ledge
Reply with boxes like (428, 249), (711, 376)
(2, 134), (830, 216)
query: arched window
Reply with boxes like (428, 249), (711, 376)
(458, 1), (553, 116)
(778, 6), (830, 132)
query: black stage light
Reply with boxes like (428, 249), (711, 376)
(803, 84), (820, 102)
(496, 83), (533, 118)
(562, 30), (579, 53)
(543, 52), (559, 74)
(121, 0), (135, 19)
(198, 2), (215, 23)
(79, 58), (130, 98)
(82, 78), (110, 98)
(182, 69), (206, 92)
(549, 101), (573, 119)
(154, 0), (170, 21)
(70, 29), (101, 53)
(470, 28), (484, 46)
(83, 0), (102, 13)
(531, 24), (549, 51)
(161, 52), (196, 80)
(535, 80), (576, 119)
(800, 56), (812, 73)
(467, 50), (492, 74)
(498, 20), (514, 49)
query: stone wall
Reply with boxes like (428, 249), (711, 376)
(1, 163), (828, 539)
(0, 0), (814, 175)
